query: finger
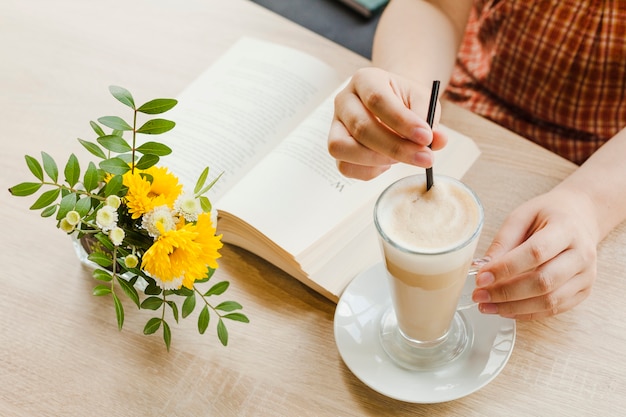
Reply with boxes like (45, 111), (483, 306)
(330, 126), (445, 181)
(430, 126), (448, 151)
(482, 224), (573, 281)
(480, 273), (593, 320)
(336, 161), (392, 180)
(328, 118), (397, 167)
(483, 208), (537, 261)
(351, 71), (434, 146)
(337, 94), (435, 167)
(475, 247), (586, 304)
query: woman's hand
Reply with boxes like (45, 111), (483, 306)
(473, 188), (600, 320)
(328, 67), (448, 180)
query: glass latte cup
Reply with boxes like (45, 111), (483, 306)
(374, 174), (484, 370)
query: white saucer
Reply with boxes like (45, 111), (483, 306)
(334, 263), (516, 403)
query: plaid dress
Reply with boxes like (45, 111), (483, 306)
(444, 0), (626, 165)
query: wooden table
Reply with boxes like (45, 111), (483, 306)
(1, 0), (625, 415)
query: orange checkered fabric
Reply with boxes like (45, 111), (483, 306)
(444, 0), (626, 165)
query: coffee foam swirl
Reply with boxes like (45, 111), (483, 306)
(378, 178), (479, 253)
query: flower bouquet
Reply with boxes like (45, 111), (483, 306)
(9, 86), (248, 349)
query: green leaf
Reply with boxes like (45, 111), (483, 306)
(116, 276), (140, 308)
(143, 317), (161, 335)
(135, 154), (159, 170)
(199, 196), (212, 213)
(166, 301), (179, 323)
(64, 154), (80, 187)
(117, 153), (133, 164)
(173, 286), (194, 297)
(78, 138), (107, 159)
(195, 267), (216, 284)
(97, 135), (132, 153)
(104, 174), (124, 196)
(196, 171), (223, 196)
(75, 196), (92, 216)
(99, 157), (131, 175)
(204, 281), (229, 297)
(194, 167), (209, 195)
(135, 141), (172, 156)
(83, 162), (99, 192)
(8, 182), (42, 196)
(182, 294), (196, 318)
(215, 301), (242, 312)
(223, 312), (249, 323)
(162, 320), (171, 351)
(88, 252), (112, 268)
(92, 285), (112, 296)
(144, 282), (162, 296)
(94, 232), (115, 251)
(41, 152), (58, 182)
(56, 192), (77, 220)
(113, 293), (124, 330)
(217, 319), (228, 346)
(93, 269), (113, 282)
(25, 155), (43, 181)
(98, 116), (133, 131)
(41, 205), (57, 218)
(136, 118), (175, 135)
(137, 98), (177, 115)
(30, 188), (60, 210)
(198, 305), (209, 335)
(109, 85), (135, 109)
(140, 296), (163, 310)
(89, 121), (106, 137)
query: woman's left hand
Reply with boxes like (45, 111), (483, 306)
(472, 187), (600, 320)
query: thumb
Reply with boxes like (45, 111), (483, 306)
(484, 210), (534, 261)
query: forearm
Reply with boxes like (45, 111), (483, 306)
(555, 128), (626, 242)
(372, 0), (472, 89)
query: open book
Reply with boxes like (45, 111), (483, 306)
(162, 37), (480, 302)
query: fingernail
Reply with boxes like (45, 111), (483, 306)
(476, 272), (494, 287)
(473, 289), (491, 303)
(479, 303), (498, 314)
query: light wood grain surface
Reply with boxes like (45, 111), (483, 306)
(1, 0), (625, 416)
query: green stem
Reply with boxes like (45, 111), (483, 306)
(131, 108), (137, 174)
(193, 285), (223, 319)
(110, 247), (118, 296)
(161, 293), (167, 320)
(42, 181), (106, 201)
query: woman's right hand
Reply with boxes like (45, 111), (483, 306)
(328, 67), (448, 180)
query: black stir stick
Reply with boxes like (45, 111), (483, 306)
(425, 80), (440, 191)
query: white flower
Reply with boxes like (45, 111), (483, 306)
(96, 205), (118, 232)
(105, 195), (121, 209)
(109, 226), (125, 246)
(59, 218), (75, 233)
(141, 205), (176, 238)
(124, 254), (139, 269)
(153, 275), (183, 291)
(65, 210), (81, 226)
(174, 193), (202, 222)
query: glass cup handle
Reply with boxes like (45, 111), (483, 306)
(457, 257), (490, 311)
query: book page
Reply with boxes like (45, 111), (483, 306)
(160, 37), (344, 200)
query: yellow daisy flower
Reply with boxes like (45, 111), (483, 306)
(123, 166), (183, 219)
(141, 212), (223, 290)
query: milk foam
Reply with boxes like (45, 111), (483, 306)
(375, 176), (482, 275)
